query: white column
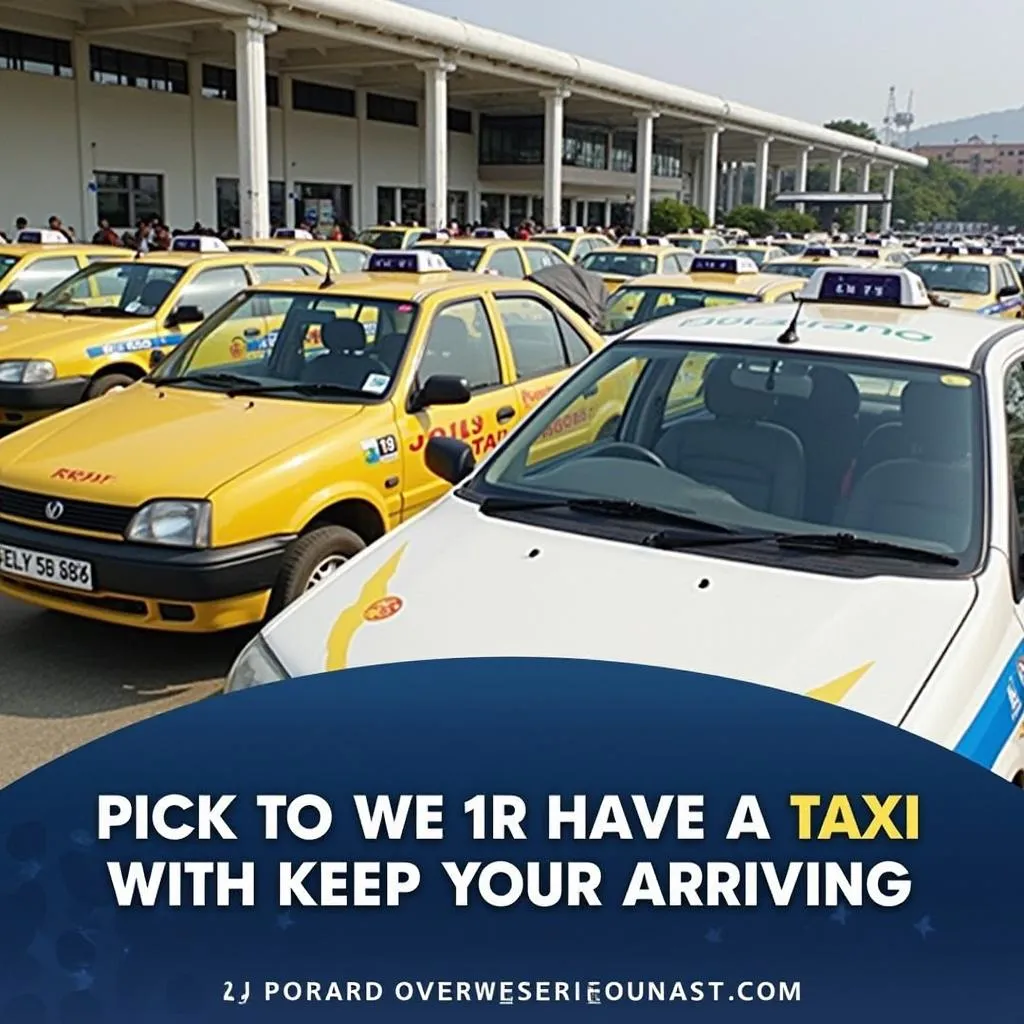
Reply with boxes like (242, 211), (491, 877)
(854, 160), (872, 233)
(230, 16), (277, 238)
(795, 146), (812, 213)
(72, 35), (93, 233)
(701, 127), (722, 225)
(187, 57), (203, 225)
(603, 199), (612, 227)
(773, 166), (784, 196)
(502, 194), (511, 229)
(542, 87), (570, 229)
(725, 162), (738, 210)
(880, 166), (896, 233)
(829, 153), (844, 191)
(633, 109), (658, 233)
(281, 75), (296, 228)
(689, 153), (702, 207)
(753, 136), (772, 209)
(419, 60), (455, 231)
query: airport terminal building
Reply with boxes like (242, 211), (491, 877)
(0, 0), (925, 237)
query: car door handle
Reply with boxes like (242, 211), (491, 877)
(243, 327), (261, 338)
(583, 385), (599, 398)
(496, 405), (517, 424)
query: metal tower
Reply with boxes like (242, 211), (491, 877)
(882, 88), (915, 147)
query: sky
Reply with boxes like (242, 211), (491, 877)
(410, 0), (1022, 130)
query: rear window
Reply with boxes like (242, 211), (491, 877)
(357, 230), (407, 250)
(905, 260), (991, 296)
(580, 252), (657, 277)
(534, 236), (573, 254)
(603, 286), (758, 332)
(416, 245), (483, 271)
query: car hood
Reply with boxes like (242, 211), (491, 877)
(264, 496), (976, 727)
(0, 384), (365, 504)
(928, 291), (989, 311)
(0, 311), (162, 357)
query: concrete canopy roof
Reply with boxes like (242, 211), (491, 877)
(4, 0), (927, 170)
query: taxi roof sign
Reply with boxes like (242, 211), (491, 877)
(690, 255), (759, 275)
(171, 235), (229, 252)
(855, 247), (880, 257)
(273, 227), (314, 240)
(16, 229), (68, 244)
(799, 267), (930, 309)
(803, 246), (840, 258)
(937, 244), (969, 256)
(367, 249), (450, 273)
(619, 236), (649, 247)
(472, 227), (509, 239)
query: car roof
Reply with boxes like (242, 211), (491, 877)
(136, 251), (322, 268)
(243, 269), (547, 300)
(623, 271), (803, 295)
(588, 245), (673, 255)
(906, 253), (1007, 265)
(415, 237), (521, 250)
(1, 244), (133, 258)
(227, 239), (372, 252)
(621, 300), (1021, 369)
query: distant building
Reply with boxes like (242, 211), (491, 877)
(912, 135), (1024, 177)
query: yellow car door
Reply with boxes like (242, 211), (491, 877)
(394, 295), (522, 519)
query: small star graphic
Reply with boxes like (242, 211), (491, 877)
(829, 906), (850, 925)
(276, 912), (295, 931)
(705, 927), (723, 944)
(914, 915), (935, 938)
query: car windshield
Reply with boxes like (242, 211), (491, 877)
(535, 237), (574, 255)
(832, 245), (861, 256)
(764, 262), (830, 280)
(416, 245), (483, 271)
(333, 249), (369, 272)
(905, 260), (991, 295)
(720, 248), (767, 267)
(465, 341), (983, 578)
(32, 262), (185, 316)
(670, 238), (703, 251)
(357, 230), (407, 250)
(150, 290), (418, 402)
(603, 287), (759, 332)
(580, 252), (658, 277)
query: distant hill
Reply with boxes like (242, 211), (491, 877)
(908, 107), (1024, 145)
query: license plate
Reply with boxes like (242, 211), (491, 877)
(0, 544), (94, 591)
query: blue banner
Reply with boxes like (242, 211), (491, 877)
(0, 657), (1020, 1021)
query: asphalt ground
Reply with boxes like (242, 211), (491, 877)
(0, 594), (254, 788)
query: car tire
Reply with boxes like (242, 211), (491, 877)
(266, 525), (366, 618)
(86, 373), (136, 400)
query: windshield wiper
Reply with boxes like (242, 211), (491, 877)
(44, 306), (141, 318)
(644, 528), (959, 565)
(223, 381), (368, 398)
(145, 372), (264, 389)
(478, 496), (736, 534)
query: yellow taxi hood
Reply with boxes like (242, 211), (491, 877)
(0, 311), (160, 358)
(262, 494), (977, 728)
(930, 291), (987, 311)
(0, 384), (365, 503)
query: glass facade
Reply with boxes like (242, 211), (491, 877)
(0, 28), (72, 77)
(95, 172), (165, 228)
(89, 45), (187, 93)
(611, 132), (636, 173)
(216, 178), (286, 233)
(562, 126), (608, 170)
(652, 139), (683, 178)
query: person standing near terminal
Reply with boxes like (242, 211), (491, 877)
(91, 218), (120, 245)
(133, 219), (153, 253)
(47, 215), (72, 241)
(13, 216), (27, 235)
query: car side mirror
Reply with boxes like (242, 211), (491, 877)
(408, 373), (472, 413)
(426, 436), (476, 485)
(149, 349), (166, 369)
(999, 284), (1020, 299)
(166, 304), (204, 328)
(0, 289), (26, 308)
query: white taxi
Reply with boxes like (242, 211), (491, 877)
(224, 266), (1024, 784)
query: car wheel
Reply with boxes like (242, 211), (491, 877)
(86, 373), (136, 399)
(266, 525), (366, 618)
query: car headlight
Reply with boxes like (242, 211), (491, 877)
(125, 499), (211, 547)
(0, 360), (56, 384)
(224, 634), (290, 693)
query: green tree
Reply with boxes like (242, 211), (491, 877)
(687, 204), (710, 231)
(723, 205), (775, 235)
(773, 209), (817, 234)
(824, 119), (879, 142)
(648, 197), (692, 234)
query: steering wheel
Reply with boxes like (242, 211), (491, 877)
(580, 441), (667, 468)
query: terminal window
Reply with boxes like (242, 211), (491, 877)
(201, 64), (279, 107)
(366, 93), (418, 127)
(90, 45), (187, 94)
(449, 108), (473, 134)
(95, 172), (164, 228)
(0, 28), (72, 77)
(292, 79), (355, 117)
(216, 178), (286, 233)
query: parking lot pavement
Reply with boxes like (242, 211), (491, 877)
(0, 595), (256, 789)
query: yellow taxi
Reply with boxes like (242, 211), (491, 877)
(356, 225), (434, 250)
(602, 254), (804, 333)
(0, 249), (612, 632)
(413, 228), (571, 277)
(717, 240), (789, 268)
(903, 244), (1024, 316)
(529, 228), (614, 262)
(762, 245), (879, 281)
(578, 237), (691, 292)
(849, 242), (909, 266)
(0, 236), (322, 428)
(0, 230), (133, 313)
(665, 232), (727, 253)
(227, 228), (372, 274)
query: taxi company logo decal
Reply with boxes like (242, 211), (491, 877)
(229, 338), (246, 359)
(326, 544), (408, 670)
(804, 662), (874, 705)
(363, 596), (403, 622)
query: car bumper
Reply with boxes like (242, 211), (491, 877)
(0, 518), (295, 631)
(0, 377), (89, 410)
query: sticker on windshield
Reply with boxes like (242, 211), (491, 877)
(941, 374), (972, 387)
(361, 434), (399, 465)
(123, 300), (144, 314)
(362, 372), (390, 394)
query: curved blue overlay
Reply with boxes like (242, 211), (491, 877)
(0, 657), (1020, 1022)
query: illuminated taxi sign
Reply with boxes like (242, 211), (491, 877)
(366, 250), (450, 273)
(472, 227), (509, 239)
(16, 229), (68, 244)
(619, 236), (648, 247)
(171, 235), (229, 252)
(803, 246), (839, 258)
(690, 255), (759, 275)
(273, 227), (314, 240)
(800, 267), (930, 309)
(937, 244), (969, 256)
(416, 230), (450, 241)
(966, 245), (990, 255)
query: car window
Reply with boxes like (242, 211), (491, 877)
(580, 252), (658, 277)
(252, 263), (315, 284)
(330, 248), (369, 272)
(494, 295), (568, 380)
(556, 312), (593, 365)
(85, 255), (131, 294)
(1006, 360), (1024, 535)
(176, 266), (250, 317)
(905, 260), (991, 295)
(296, 247), (331, 270)
(524, 247), (560, 273)
(418, 299), (501, 391)
(487, 248), (526, 278)
(10, 256), (80, 299)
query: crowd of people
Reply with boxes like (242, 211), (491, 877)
(2, 212), (632, 249)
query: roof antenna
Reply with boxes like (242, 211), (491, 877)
(319, 263), (334, 290)
(776, 298), (803, 345)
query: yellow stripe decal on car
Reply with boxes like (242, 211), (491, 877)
(805, 662), (874, 704)
(325, 544), (408, 670)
